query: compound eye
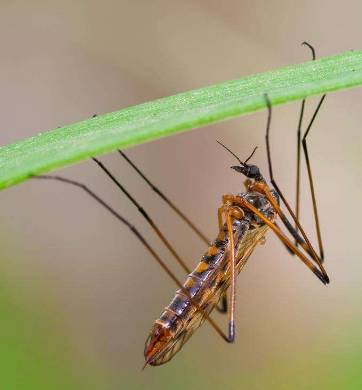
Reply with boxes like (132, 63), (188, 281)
(248, 165), (260, 177)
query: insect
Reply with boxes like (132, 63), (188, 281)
(34, 42), (329, 367)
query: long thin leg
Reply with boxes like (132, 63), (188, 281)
(232, 195), (329, 284)
(295, 42), (316, 246)
(92, 157), (192, 275)
(216, 206), (228, 314)
(260, 184), (328, 281)
(119, 150), (210, 245)
(294, 42), (326, 262)
(225, 208), (236, 342)
(302, 95), (326, 261)
(221, 205), (245, 342)
(264, 95), (323, 268)
(261, 181), (318, 262)
(295, 99), (305, 247)
(33, 175), (230, 342)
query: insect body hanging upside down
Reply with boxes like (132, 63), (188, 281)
(143, 101), (329, 365)
(35, 43), (329, 368)
(144, 181), (279, 365)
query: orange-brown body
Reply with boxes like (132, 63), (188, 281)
(144, 190), (277, 365)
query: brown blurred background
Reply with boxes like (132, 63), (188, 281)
(0, 1), (361, 389)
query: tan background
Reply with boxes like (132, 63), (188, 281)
(0, 1), (361, 389)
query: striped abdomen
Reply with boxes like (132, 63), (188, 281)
(145, 216), (269, 365)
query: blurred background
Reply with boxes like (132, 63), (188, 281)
(0, 1), (361, 389)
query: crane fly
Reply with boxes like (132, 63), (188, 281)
(34, 42), (329, 367)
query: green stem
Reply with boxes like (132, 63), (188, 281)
(1, 49), (362, 190)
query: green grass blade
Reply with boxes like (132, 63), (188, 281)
(1, 49), (362, 190)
